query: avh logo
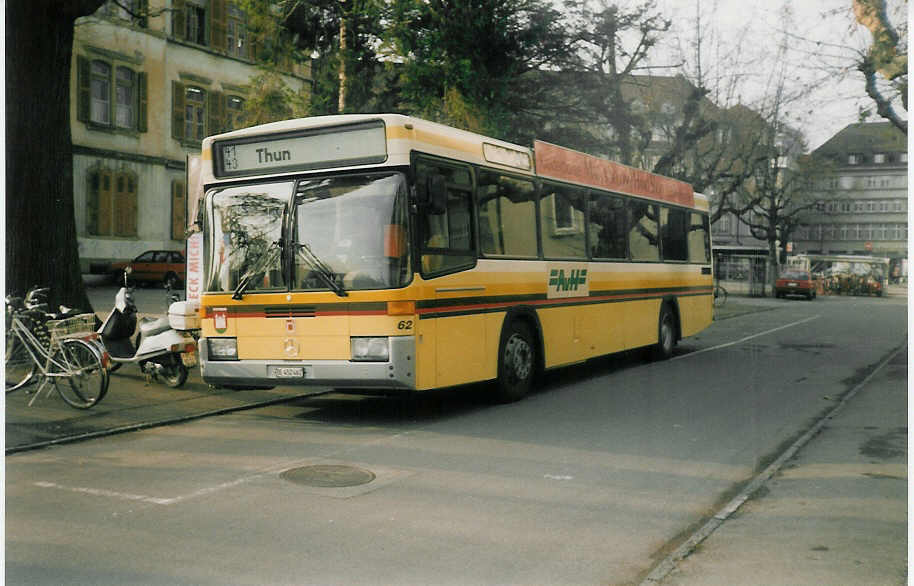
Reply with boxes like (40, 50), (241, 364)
(549, 268), (588, 292)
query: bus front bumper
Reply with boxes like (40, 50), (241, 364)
(199, 336), (416, 390)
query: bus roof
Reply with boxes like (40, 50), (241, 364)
(201, 114), (699, 209)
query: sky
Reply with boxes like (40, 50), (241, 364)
(648, 0), (906, 150)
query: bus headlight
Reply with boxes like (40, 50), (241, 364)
(207, 337), (238, 361)
(350, 337), (389, 362)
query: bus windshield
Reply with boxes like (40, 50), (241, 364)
(205, 173), (412, 295)
(294, 172), (411, 291)
(208, 181), (291, 294)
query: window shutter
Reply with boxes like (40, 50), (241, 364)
(210, 0), (227, 52)
(99, 170), (114, 236)
(123, 175), (138, 237)
(172, 81), (185, 140)
(208, 90), (224, 136)
(172, 0), (186, 40)
(172, 180), (187, 240)
(137, 72), (148, 132)
(77, 56), (91, 123)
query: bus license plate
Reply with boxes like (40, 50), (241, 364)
(270, 365), (309, 379)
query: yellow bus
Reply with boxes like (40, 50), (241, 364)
(192, 114), (712, 401)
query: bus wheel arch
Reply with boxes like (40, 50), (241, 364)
(494, 308), (543, 402)
(654, 297), (681, 360)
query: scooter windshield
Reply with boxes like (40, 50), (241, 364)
(207, 181), (292, 293)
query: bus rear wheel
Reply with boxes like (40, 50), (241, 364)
(495, 320), (535, 402)
(654, 304), (677, 360)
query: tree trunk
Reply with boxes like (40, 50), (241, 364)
(337, 4), (347, 113)
(6, 0), (103, 311)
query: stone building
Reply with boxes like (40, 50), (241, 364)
(792, 122), (908, 281)
(72, 0), (311, 273)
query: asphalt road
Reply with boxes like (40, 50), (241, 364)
(6, 293), (907, 585)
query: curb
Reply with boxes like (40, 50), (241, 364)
(6, 389), (329, 455)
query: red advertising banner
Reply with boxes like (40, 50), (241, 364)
(534, 140), (694, 207)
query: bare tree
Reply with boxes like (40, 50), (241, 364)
(853, 0), (907, 132)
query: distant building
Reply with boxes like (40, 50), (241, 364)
(72, 1), (311, 274)
(793, 122), (908, 281)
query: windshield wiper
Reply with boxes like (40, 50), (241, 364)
(296, 243), (347, 297)
(232, 241), (281, 300)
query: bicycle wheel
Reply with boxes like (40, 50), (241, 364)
(54, 338), (108, 409)
(713, 285), (727, 307)
(5, 330), (36, 392)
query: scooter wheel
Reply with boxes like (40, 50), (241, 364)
(160, 357), (188, 388)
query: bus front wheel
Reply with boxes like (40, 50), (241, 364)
(495, 320), (535, 402)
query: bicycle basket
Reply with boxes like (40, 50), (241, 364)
(48, 313), (97, 341)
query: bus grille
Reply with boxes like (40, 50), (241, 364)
(265, 306), (316, 318)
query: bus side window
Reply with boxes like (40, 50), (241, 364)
(688, 212), (711, 263)
(415, 160), (475, 276)
(660, 207), (689, 262)
(541, 182), (586, 259)
(628, 201), (660, 262)
(589, 193), (628, 260)
(476, 170), (537, 258)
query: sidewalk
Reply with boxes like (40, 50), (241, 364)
(5, 368), (326, 453)
(656, 347), (908, 586)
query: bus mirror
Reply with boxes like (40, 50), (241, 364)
(417, 174), (447, 215)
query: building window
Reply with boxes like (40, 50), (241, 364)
(893, 200), (905, 212)
(100, 0), (148, 26)
(87, 168), (137, 237)
(225, 95), (245, 131)
(840, 201), (851, 212)
(900, 153), (908, 163)
(174, 81), (235, 143)
(186, 0), (207, 45)
(854, 201), (865, 212)
(115, 66), (136, 129)
(839, 225), (848, 240)
(865, 201), (876, 212)
(227, 4), (247, 58)
(90, 61), (111, 125)
(77, 57), (147, 132)
(184, 86), (206, 141)
(874, 153), (886, 164)
(848, 153), (861, 165)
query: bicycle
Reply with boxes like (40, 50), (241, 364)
(5, 288), (109, 409)
(713, 283), (728, 307)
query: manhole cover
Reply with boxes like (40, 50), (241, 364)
(280, 464), (376, 488)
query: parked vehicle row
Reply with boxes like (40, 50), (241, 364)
(108, 250), (186, 289)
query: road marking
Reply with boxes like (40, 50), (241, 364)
(672, 315), (821, 361)
(34, 481), (172, 505)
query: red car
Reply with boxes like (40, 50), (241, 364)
(775, 270), (816, 300)
(109, 250), (186, 289)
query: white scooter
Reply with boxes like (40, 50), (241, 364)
(97, 268), (197, 387)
